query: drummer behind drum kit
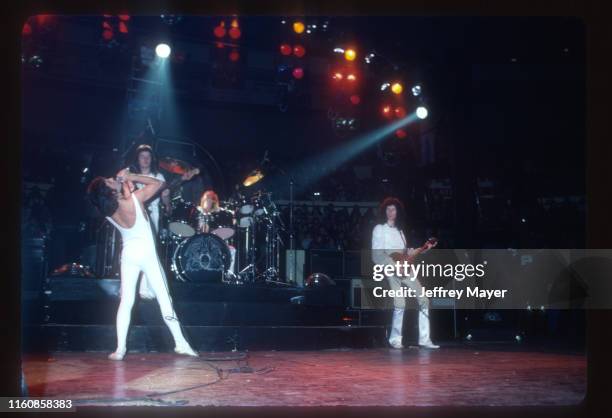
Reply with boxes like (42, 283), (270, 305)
(156, 159), (285, 285)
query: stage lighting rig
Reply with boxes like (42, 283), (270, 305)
(160, 15), (182, 25)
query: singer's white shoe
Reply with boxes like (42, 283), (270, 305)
(419, 341), (440, 349)
(108, 349), (126, 361)
(174, 345), (199, 357)
(389, 339), (404, 349)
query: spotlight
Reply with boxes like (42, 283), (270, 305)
(344, 49), (356, 61)
(346, 73), (356, 82)
(416, 106), (428, 119)
(229, 26), (241, 39)
(350, 95), (361, 105)
(391, 82), (403, 95)
(214, 23), (226, 38)
(394, 106), (406, 118)
(102, 29), (114, 41)
(155, 43), (171, 59)
(28, 55), (43, 68)
(229, 50), (240, 62)
(160, 15), (182, 25)
(293, 44), (306, 58)
(292, 67), (304, 79)
(22, 22), (32, 36)
(293, 21), (305, 34)
(395, 129), (407, 139)
(118, 21), (128, 34)
(333, 47), (345, 54)
(280, 43), (292, 55)
(381, 105), (392, 118)
(380, 82), (390, 91)
(411, 85), (422, 96)
(332, 72), (343, 81)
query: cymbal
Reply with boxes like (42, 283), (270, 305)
(159, 157), (193, 175)
(243, 169), (264, 187)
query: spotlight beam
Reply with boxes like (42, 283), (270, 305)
(268, 113), (419, 194)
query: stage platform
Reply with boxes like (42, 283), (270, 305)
(22, 345), (586, 407)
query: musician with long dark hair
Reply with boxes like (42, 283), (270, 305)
(128, 144), (171, 235)
(371, 197), (439, 349)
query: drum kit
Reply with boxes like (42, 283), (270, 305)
(157, 157), (285, 285)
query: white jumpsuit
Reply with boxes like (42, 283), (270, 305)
(371, 223), (433, 347)
(106, 193), (192, 353)
(134, 172), (165, 299)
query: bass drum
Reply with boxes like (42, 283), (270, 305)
(171, 233), (231, 282)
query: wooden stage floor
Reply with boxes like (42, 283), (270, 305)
(22, 346), (586, 407)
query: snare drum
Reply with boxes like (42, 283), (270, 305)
(168, 199), (196, 238)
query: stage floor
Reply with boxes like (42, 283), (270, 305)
(22, 346), (586, 407)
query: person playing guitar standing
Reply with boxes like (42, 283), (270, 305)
(371, 197), (439, 349)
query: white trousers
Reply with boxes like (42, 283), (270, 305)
(387, 275), (433, 346)
(138, 207), (160, 299)
(117, 243), (190, 352)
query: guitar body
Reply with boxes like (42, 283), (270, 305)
(389, 237), (438, 264)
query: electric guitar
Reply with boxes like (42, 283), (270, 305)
(390, 237), (438, 264)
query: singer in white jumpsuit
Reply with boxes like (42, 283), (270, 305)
(88, 170), (198, 360)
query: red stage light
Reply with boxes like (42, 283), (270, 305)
(350, 95), (361, 105)
(292, 67), (304, 79)
(214, 24), (226, 38)
(333, 72), (343, 81)
(102, 21), (112, 30)
(382, 105), (392, 118)
(22, 23), (32, 36)
(36, 15), (51, 25)
(280, 43), (292, 55)
(395, 129), (407, 139)
(231, 19), (239, 28)
(216, 42), (225, 49)
(102, 30), (114, 41)
(293, 45), (306, 58)
(118, 15), (131, 21)
(118, 21), (128, 34)
(394, 106), (407, 118)
(229, 50), (240, 62)
(229, 27), (241, 39)
(347, 73), (356, 82)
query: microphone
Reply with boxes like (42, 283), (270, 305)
(147, 118), (155, 135)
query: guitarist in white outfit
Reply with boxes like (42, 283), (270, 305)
(371, 197), (439, 349)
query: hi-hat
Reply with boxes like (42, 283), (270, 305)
(159, 157), (193, 175)
(243, 169), (264, 187)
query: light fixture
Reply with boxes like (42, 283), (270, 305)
(416, 106), (428, 119)
(155, 43), (171, 58)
